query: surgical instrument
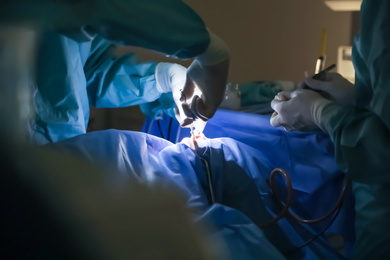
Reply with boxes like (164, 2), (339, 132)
(312, 63), (336, 81)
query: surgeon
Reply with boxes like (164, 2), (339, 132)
(0, 0), (229, 144)
(270, 0), (390, 259)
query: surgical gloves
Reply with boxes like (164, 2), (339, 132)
(271, 73), (355, 131)
(303, 72), (355, 106)
(155, 62), (187, 94)
(156, 30), (231, 127)
(180, 31), (230, 127)
(155, 62), (188, 123)
(270, 89), (332, 131)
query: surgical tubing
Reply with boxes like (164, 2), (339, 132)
(201, 157), (216, 204)
(198, 153), (350, 229)
(260, 168), (293, 229)
(260, 168), (351, 229)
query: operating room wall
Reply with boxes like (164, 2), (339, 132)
(189, 0), (353, 82)
(118, 0), (353, 83)
(89, 0), (354, 132)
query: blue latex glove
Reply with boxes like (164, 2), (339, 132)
(270, 89), (332, 131)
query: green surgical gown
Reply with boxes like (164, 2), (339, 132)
(320, 0), (390, 259)
(3, 1), (211, 144)
(1, 0), (210, 59)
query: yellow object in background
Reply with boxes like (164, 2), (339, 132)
(315, 28), (328, 73)
(320, 28), (328, 57)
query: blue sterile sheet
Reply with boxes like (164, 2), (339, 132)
(51, 111), (354, 259)
(142, 110), (355, 256)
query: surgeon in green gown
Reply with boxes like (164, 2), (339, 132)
(270, 0), (390, 259)
(0, 0), (230, 144)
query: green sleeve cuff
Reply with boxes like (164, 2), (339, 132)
(318, 102), (341, 133)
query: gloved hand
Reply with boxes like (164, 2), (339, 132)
(179, 31), (230, 127)
(299, 72), (355, 106)
(270, 89), (332, 131)
(155, 62), (188, 124)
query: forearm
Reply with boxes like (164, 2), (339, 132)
(321, 103), (390, 183)
(85, 38), (161, 108)
(86, 61), (161, 108)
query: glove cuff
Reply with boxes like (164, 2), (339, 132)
(155, 62), (174, 93)
(311, 98), (333, 131)
(195, 30), (229, 66)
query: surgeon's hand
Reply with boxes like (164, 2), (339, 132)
(270, 89), (332, 131)
(178, 31), (230, 127)
(300, 72), (355, 106)
(155, 62), (188, 124)
(179, 59), (229, 126)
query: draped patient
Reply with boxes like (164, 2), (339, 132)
(51, 129), (350, 260)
